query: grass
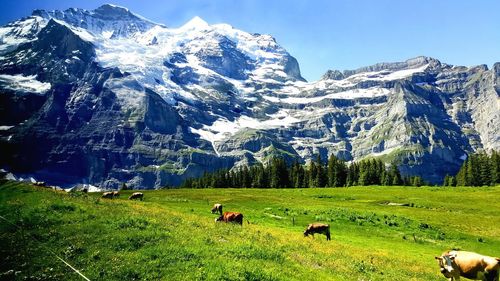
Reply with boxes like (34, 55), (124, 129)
(0, 180), (499, 280)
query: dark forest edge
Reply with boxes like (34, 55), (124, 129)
(182, 151), (500, 189)
(443, 150), (500, 187)
(181, 155), (421, 189)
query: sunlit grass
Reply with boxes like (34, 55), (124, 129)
(1, 181), (499, 280)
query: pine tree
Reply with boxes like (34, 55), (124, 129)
(382, 170), (391, 186)
(358, 159), (375, 186)
(468, 155), (480, 186)
(443, 174), (451, 186)
(229, 170), (237, 188)
(290, 161), (306, 188)
(478, 153), (492, 186)
(304, 164), (310, 188)
(327, 154), (347, 187)
(456, 158), (468, 186)
(297, 164), (306, 188)
(251, 163), (264, 188)
(389, 163), (402, 186)
(315, 155), (327, 187)
(269, 157), (290, 188)
(448, 150), (500, 187)
(289, 161), (298, 188)
(347, 162), (359, 186)
(449, 175), (456, 186)
(308, 160), (317, 188)
(491, 151), (500, 184)
(443, 174), (456, 187)
(337, 159), (347, 187)
(375, 159), (384, 184)
(358, 161), (368, 186)
(242, 166), (251, 188)
(327, 154), (337, 187)
(411, 176), (423, 187)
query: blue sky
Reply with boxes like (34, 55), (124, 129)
(1, 0), (499, 81)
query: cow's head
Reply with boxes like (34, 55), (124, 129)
(435, 254), (455, 276)
(303, 227), (311, 237)
(215, 216), (223, 223)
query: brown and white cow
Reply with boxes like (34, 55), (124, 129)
(435, 250), (500, 281)
(101, 192), (114, 199)
(304, 223), (331, 241)
(215, 212), (243, 225)
(211, 203), (223, 215)
(129, 192), (144, 200)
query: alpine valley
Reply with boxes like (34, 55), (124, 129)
(0, 4), (498, 189)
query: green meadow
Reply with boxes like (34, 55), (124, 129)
(1, 180), (499, 280)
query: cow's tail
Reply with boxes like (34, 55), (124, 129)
(246, 220), (250, 225)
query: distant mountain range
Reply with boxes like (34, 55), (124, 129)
(0, 4), (498, 188)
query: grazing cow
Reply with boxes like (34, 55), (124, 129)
(34, 181), (46, 187)
(304, 223), (331, 241)
(435, 250), (500, 281)
(215, 212), (243, 225)
(129, 192), (144, 200)
(211, 203), (223, 215)
(101, 192), (114, 199)
(112, 191), (120, 198)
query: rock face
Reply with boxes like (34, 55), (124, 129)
(0, 5), (498, 188)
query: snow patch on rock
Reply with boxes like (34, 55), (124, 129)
(0, 74), (51, 94)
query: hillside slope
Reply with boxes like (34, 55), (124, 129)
(1, 181), (499, 280)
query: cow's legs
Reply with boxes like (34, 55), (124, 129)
(484, 270), (498, 281)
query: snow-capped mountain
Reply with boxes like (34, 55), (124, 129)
(0, 4), (498, 188)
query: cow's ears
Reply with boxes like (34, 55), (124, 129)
(434, 256), (441, 260)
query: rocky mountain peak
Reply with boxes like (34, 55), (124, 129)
(494, 62), (500, 76)
(321, 69), (344, 80)
(180, 16), (210, 31)
(35, 19), (95, 60)
(94, 4), (131, 16)
(30, 5), (160, 39)
(321, 56), (443, 82)
(344, 56), (442, 78)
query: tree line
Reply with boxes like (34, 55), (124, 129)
(181, 154), (425, 188)
(443, 150), (500, 186)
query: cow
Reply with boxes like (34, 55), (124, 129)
(101, 192), (114, 199)
(34, 181), (46, 187)
(304, 223), (331, 241)
(215, 212), (243, 225)
(435, 250), (500, 281)
(129, 192), (144, 200)
(112, 191), (120, 198)
(211, 203), (223, 215)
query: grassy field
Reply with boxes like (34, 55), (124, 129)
(1, 181), (499, 280)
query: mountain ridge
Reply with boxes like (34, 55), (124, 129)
(0, 5), (498, 188)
